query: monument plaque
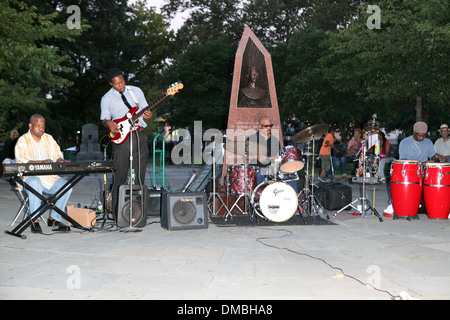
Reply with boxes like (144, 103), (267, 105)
(223, 25), (283, 178)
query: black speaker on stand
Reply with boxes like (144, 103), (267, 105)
(161, 192), (208, 230)
(117, 185), (148, 228)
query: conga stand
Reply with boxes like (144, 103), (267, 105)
(336, 139), (383, 222)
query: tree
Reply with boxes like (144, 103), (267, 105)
(161, 38), (236, 130)
(323, 0), (449, 131)
(22, 0), (172, 145)
(242, 0), (309, 46)
(0, 0), (84, 140)
(279, 27), (373, 133)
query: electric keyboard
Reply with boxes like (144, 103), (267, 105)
(2, 160), (114, 177)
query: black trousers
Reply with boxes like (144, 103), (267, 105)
(112, 130), (149, 215)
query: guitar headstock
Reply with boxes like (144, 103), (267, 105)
(166, 82), (184, 96)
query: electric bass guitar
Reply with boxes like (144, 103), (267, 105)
(108, 82), (183, 145)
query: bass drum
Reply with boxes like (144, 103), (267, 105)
(251, 181), (298, 222)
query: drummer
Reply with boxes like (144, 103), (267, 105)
(247, 116), (302, 193)
(399, 121), (443, 164)
(247, 116), (280, 185)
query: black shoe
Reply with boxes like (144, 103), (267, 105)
(31, 222), (42, 234)
(47, 217), (59, 227)
(48, 217), (68, 227)
(52, 222), (71, 232)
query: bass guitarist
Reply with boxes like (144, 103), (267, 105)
(100, 68), (153, 217)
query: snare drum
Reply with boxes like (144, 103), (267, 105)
(423, 163), (450, 219)
(251, 181), (298, 222)
(390, 160), (422, 218)
(280, 146), (304, 173)
(228, 165), (258, 195)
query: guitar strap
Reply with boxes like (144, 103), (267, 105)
(120, 92), (133, 110)
(126, 86), (139, 108)
(120, 86), (139, 110)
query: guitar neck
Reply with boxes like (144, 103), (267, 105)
(132, 93), (168, 122)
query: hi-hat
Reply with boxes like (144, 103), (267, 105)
(224, 139), (267, 156)
(303, 152), (318, 157)
(292, 123), (330, 143)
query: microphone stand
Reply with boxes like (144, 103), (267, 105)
(336, 137), (383, 222)
(97, 141), (114, 228)
(122, 112), (142, 233)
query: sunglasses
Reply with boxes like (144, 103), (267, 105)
(260, 124), (273, 128)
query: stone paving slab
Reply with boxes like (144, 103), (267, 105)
(1, 165), (450, 300)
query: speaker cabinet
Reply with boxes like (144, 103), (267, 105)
(117, 185), (148, 228)
(147, 189), (162, 216)
(161, 192), (208, 230)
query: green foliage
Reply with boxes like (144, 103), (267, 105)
(1, 0), (448, 142)
(162, 38), (236, 129)
(0, 0), (84, 140)
(322, 0), (449, 130)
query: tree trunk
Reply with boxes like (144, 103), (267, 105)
(415, 96), (423, 122)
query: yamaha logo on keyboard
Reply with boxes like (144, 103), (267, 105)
(28, 164), (53, 171)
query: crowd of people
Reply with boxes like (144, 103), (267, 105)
(316, 121), (449, 182)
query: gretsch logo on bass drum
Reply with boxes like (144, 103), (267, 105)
(272, 187), (284, 197)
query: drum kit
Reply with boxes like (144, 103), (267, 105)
(211, 123), (331, 223)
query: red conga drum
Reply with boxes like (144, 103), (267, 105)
(423, 163), (450, 219)
(390, 160), (422, 218)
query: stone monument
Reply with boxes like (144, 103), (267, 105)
(222, 25), (283, 178)
(76, 123), (103, 160)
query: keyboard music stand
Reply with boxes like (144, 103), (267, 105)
(5, 173), (90, 239)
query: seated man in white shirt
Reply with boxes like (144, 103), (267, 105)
(15, 114), (72, 234)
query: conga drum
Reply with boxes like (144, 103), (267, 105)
(390, 160), (422, 218)
(423, 163), (450, 219)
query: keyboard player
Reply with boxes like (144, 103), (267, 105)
(14, 114), (72, 233)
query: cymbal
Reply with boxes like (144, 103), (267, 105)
(292, 123), (330, 143)
(303, 152), (318, 157)
(224, 139), (267, 156)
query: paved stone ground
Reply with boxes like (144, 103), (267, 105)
(1, 165), (449, 300)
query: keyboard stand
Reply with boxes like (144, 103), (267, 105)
(5, 174), (90, 239)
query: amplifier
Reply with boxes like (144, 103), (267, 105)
(317, 182), (352, 210)
(161, 192), (208, 230)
